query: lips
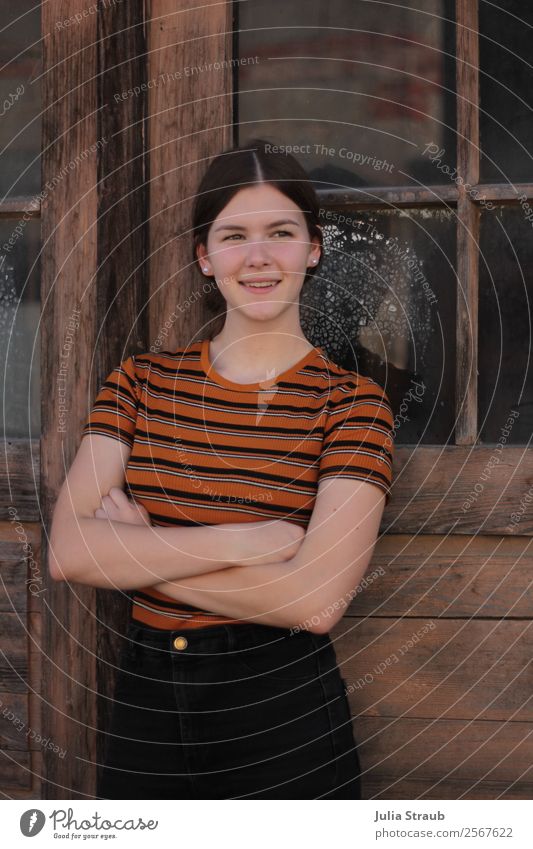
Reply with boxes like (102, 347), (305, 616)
(239, 278), (281, 293)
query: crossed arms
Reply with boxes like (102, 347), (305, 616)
(49, 434), (387, 633)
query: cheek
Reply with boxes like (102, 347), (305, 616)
(274, 242), (309, 269)
(212, 243), (244, 267)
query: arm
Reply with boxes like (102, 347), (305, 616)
(153, 477), (387, 632)
(49, 434), (301, 589)
(154, 558), (303, 628)
(153, 374), (395, 628)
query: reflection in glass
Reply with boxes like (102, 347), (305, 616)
(0, 218), (40, 437)
(300, 208), (456, 444)
(236, 0), (456, 188)
(478, 208), (533, 444)
(0, 2), (42, 198)
(479, 2), (533, 183)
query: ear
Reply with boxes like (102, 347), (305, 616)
(196, 242), (211, 275)
(307, 233), (322, 268)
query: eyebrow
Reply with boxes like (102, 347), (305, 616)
(213, 218), (301, 232)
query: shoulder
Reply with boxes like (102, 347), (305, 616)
(129, 341), (203, 380)
(313, 349), (392, 408)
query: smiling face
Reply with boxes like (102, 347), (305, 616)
(196, 183), (322, 325)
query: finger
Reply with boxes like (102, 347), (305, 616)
(133, 502), (151, 525)
(107, 486), (128, 508)
(94, 508), (108, 519)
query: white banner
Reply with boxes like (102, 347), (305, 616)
(2, 799), (531, 848)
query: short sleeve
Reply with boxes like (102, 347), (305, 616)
(81, 356), (140, 449)
(318, 379), (395, 504)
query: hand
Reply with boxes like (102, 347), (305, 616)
(228, 519), (305, 566)
(94, 486), (152, 526)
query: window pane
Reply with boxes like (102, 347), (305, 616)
(479, 1), (533, 183)
(236, 0), (456, 188)
(0, 1), (41, 198)
(301, 208), (456, 444)
(478, 207), (533, 443)
(0, 218), (40, 437)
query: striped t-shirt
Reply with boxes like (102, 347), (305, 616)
(82, 337), (395, 629)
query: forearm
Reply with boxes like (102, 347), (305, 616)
(49, 518), (239, 589)
(153, 557), (305, 628)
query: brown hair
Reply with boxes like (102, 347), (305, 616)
(191, 137), (324, 340)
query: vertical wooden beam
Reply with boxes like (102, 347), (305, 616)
(146, 0), (235, 348)
(95, 0), (149, 783)
(455, 0), (480, 444)
(41, 0), (99, 798)
(42, 0), (148, 798)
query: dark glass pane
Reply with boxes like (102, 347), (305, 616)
(300, 208), (456, 444)
(478, 208), (533, 443)
(0, 218), (40, 437)
(236, 0), (456, 188)
(479, 1), (533, 183)
(0, 1), (42, 198)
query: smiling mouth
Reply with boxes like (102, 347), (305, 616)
(239, 279), (282, 291)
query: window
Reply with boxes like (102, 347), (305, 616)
(236, 0), (532, 447)
(0, 1), (41, 437)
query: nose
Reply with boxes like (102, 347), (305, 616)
(243, 237), (274, 266)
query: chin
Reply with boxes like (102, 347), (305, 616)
(239, 305), (290, 321)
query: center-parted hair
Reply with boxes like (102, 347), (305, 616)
(191, 138), (324, 339)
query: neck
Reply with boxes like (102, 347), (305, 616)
(209, 315), (313, 378)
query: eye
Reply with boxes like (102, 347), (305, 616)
(222, 230), (294, 241)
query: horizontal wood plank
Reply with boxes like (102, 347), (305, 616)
(0, 614), (28, 693)
(317, 185), (458, 207)
(357, 716), (533, 799)
(384, 447), (533, 535)
(352, 534), (533, 618)
(474, 184), (533, 202)
(0, 441), (40, 522)
(0, 543), (28, 614)
(0, 197), (40, 216)
(0, 694), (29, 749)
(0, 750), (32, 789)
(317, 184), (533, 209)
(2, 184), (531, 218)
(0, 691), (42, 752)
(364, 777), (532, 800)
(332, 617), (533, 721)
(0, 745), (44, 799)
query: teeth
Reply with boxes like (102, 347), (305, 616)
(242, 281), (279, 288)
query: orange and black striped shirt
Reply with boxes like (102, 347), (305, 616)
(82, 337), (395, 629)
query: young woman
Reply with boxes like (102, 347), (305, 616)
(49, 138), (395, 800)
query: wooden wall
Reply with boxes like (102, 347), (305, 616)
(146, 0), (235, 343)
(35, 0), (234, 799)
(0, 495), (42, 798)
(331, 533), (533, 798)
(38, 0), (148, 798)
(2, 0), (530, 800)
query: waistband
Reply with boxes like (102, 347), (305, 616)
(125, 619), (330, 651)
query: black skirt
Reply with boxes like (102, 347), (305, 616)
(98, 620), (362, 800)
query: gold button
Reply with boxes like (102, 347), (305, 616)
(173, 636), (188, 650)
